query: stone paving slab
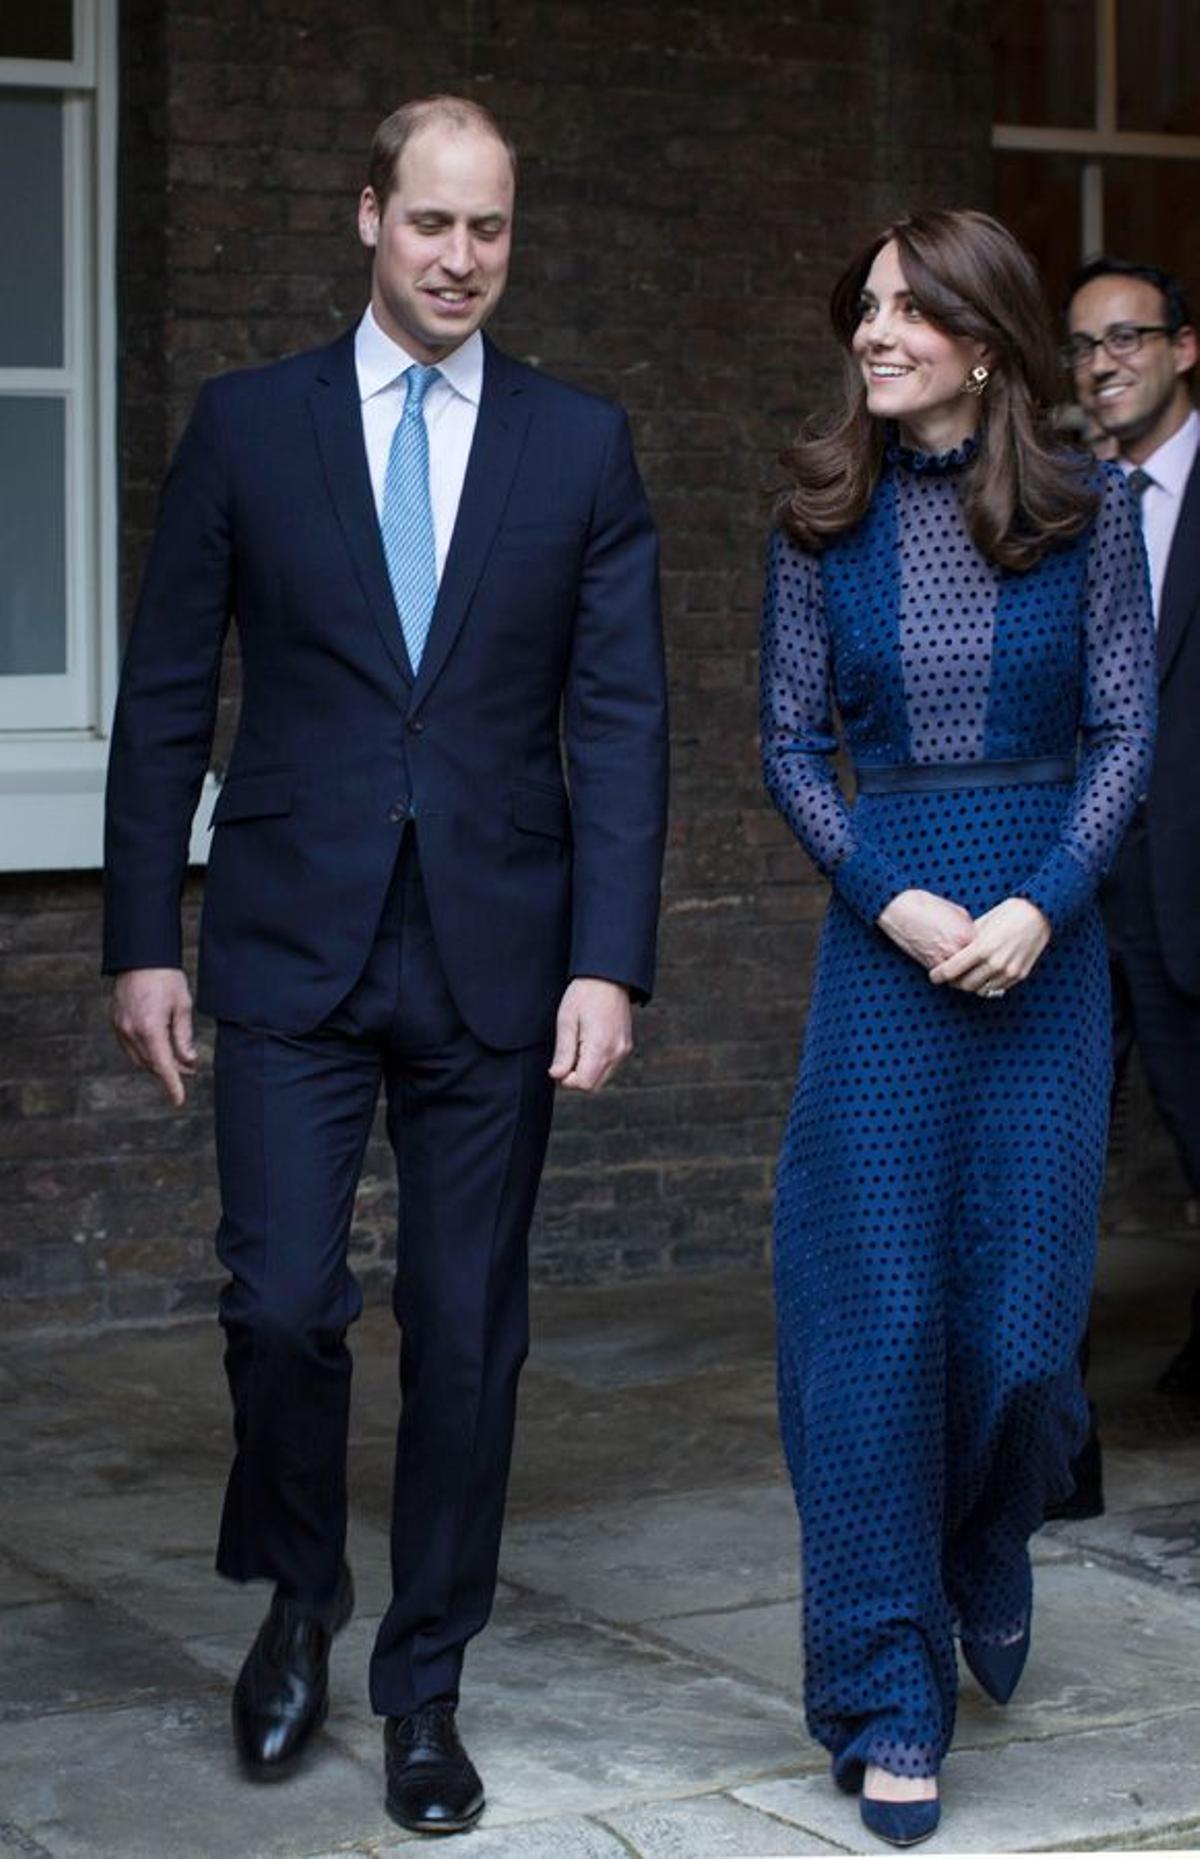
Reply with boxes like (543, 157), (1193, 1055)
(0, 1702), (392, 1859)
(428, 1597), (807, 1826)
(1092, 1438), (1200, 1510)
(0, 1484), (394, 1648)
(377, 1815), (629, 1858)
(0, 1553), (59, 1607)
(82, 1516), (397, 1646)
(0, 1485), (222, 1586)
(21, 1324), (228, 1424)
(1058, 1498), (1200, 1588)
(645, 1598), (802, 1700)
(736, 1708), (1200, 1853)
(600, 1790), (848, 1855)
(0, 1596), (207, 1723)
(500, 1482), (802, 1621)
(650, 1559), (1200, 1751)
(527, 1270), (780, 1392)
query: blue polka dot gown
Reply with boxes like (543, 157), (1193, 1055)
(761, 439), (1155, 1783)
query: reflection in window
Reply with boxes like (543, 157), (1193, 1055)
(1118, 3), (1200, 133)
(992, 0), (1096, 129)
(0, 398), (67, 676)
(994, 153), (1084, 317)
(1105, 159), (1200, 292)
(0, 4), (73, 63)
(0, 91), (64, 368)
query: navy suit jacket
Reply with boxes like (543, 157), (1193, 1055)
(103, 330), (669, 1048)
(1144, 443), (1200, 996)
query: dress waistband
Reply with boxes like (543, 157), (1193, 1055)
(853, 756), (1076, 795)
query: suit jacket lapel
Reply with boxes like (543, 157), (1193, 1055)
(308, 329), (414, 687)
(1157, 449), (1200, 685)
(412, 337), (532, 703)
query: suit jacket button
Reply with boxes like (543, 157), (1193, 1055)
(387, 800), (409, 823)
(407, 716), (425, 735)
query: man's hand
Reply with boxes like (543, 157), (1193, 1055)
(877, 889), (977, 971)
(549, 977), (633, 1092)
(110, 967), (198, 1107)
(929, 897), (1051, 996)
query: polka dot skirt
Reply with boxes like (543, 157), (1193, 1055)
(761, 442), (1155, 1780)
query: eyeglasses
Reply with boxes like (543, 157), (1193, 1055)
(1060, 323), (1173, 370)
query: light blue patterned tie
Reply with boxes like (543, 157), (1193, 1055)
(381, 363), (441, 673)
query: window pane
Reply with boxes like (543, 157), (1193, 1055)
(1105, 160), (1200, 305)
(0, 397), (67, 676)
(0, 3), (73, 61)
(992, 0), (1096, 129)
(0, 91), (64, 367)
(994, 151), (1083, 317)
(1118, 4), (1200, 132)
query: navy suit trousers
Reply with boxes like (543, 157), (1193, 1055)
(212, 833), (556, 1713)
(1105, 811), (1200, 1195)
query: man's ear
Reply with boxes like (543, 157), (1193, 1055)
(1171, 324), (1198, 379)
(357, 186), (381, 251)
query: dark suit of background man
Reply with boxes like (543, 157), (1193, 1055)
(103, 95), (668, 1836)
(1060, 258), (1200, 1511)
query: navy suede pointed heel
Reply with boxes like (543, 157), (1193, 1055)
(860, 1792), (941, 1847)
(962, 1621), (1031, 1704)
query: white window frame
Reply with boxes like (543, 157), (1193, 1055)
(0, 94), (97, 735)
(0, 2), (213, 868)
(992, 0), (1200, 255)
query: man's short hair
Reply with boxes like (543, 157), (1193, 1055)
(367, 96), (518, 210)
(1066, 255), (1193, 335)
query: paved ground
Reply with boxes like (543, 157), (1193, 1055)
(2, 1214), (1199, 1858)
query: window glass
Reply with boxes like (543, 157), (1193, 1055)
(0, 92), (64, 367)
(1104, 159), (1200, 302)
(0, 397), (67, 676)
(0, 3), (73, 61)
(992, 0), (1095, 128)
(1118, 4), (1200, 133)
(994, 151), (1084, 320)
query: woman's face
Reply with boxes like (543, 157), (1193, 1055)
(851, 239), (989, 451)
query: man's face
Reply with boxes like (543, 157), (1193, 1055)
(1067, 275), (1195, 455)
(357, 122), (514, 363)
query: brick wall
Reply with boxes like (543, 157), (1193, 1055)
(0, 0), (995, 1332)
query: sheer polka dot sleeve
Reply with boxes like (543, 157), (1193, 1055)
(760, 527), (908, 923)
(1015, 467), (1157, 931)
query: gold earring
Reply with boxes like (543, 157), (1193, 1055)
(963, 364), (990, 397)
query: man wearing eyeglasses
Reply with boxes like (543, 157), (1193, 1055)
(1060, 259), (1200, 1502)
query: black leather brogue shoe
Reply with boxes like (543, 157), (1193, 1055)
(232, 1562), (354, 1779)
(384, 1702), (484, 1835)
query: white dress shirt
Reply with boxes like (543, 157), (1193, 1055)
(354, 306), (483, 579)
(1125, 407), (1200, 623)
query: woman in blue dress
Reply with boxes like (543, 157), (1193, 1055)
(761, 210), (1155, 1847)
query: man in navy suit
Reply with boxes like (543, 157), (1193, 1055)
(1055, 258), (1200, 1515)
(104, 95), (667, 1834)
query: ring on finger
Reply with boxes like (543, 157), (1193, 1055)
(981, 984), (1007, 999)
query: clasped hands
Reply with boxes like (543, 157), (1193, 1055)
(876, 889), (1051, 996)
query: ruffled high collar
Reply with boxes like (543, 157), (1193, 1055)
(885, 424), (979, 475)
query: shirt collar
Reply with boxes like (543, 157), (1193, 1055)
(1126, 407), (1200, 500)
(354, 305), (484, 407)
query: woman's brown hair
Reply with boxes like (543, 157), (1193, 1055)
(779, 209), (1096, 571)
